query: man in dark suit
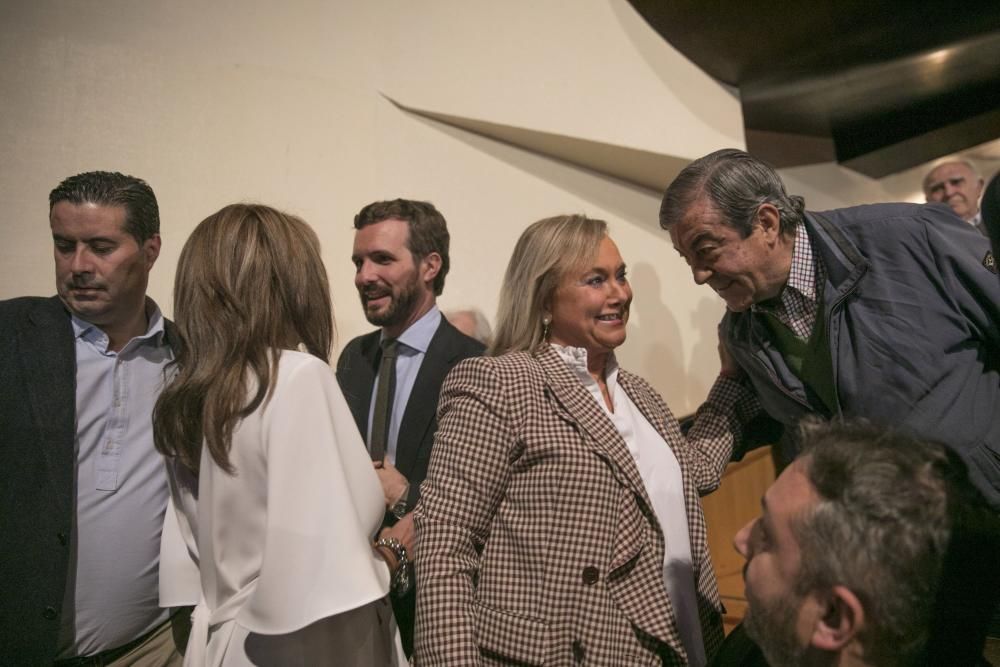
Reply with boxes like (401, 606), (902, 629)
(0, 172), (185, 665)
(336, 199), (484, 656)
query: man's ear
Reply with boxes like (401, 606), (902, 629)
(420, 252), (442, 286)
(755, 203), (782, 243)
(809, 585), (864, 652)
(144, 234), (162, 270)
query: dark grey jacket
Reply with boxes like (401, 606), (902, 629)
(722, 203), (1000, 507)
(0, 297), (77, 665)
(0, 296), (177, 665)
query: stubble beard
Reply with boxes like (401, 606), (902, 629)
(362, 276), (421, 329)
(743, 586), (808, 666)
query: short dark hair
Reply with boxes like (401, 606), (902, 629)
(792, 419), (1000, 665)
(354, 198), (450, 295)
(659, 148), (804, 237)
(49, 171), (160, 245)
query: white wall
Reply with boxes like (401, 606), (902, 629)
(3, 1), (993, 414)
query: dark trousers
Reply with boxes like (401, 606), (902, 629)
(391, 587), (416, 658)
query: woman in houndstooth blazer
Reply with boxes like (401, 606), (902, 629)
(414, 215), (756, 666)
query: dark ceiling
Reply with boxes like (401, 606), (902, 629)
(628, 1), (1000, 178)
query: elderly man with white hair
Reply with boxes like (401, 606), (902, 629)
(923, 159), (987, 236)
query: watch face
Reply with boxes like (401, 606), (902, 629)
(391, 501), (407, 519)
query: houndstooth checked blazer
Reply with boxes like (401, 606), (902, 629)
(413, 346), (751, 666)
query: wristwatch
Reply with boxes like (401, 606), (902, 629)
(390, 484), (409, 519)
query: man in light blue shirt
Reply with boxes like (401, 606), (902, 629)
(336, 198), (485, 656)
(0, 171), (185, 665)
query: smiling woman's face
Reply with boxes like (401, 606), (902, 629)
(548, 236), (632, 358)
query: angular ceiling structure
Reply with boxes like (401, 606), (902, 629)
(383, 96), (690, 193)
(628, 1), (1000, 177)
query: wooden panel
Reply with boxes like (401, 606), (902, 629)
(700, 447), (776, 634)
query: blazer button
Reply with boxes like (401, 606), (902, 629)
(57, 532), (68, 547)
(43, 606), (57, 620)
(581, 566), (599, 585)
(572, 639), (585, 662)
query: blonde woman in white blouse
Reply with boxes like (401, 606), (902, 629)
(154, 204), (406, 666)
(415, 215), (755, 666)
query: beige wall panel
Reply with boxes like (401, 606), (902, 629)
(4, 0), (992, 417)
(374, 1), (745, 159)
(0, 0), (743, 415)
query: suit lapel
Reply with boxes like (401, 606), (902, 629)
(394, 319), (458, 475)
(538, 348), (695, 656)
(617, 371), (701, 550)
(338, 331), (380, 436)
(535, 348), (653, 516)
(538, 347), (652, 524)
(619, 370), (723, 631)
(21, 298), (77, 517)
(618, 372), (694, 474)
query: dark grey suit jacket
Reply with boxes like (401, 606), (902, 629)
(335, 315), (484, 509)
(0, 296), (77, 665)
(0, 296), (174, 665)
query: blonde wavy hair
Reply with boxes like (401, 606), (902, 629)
(489, 214), (607, 356)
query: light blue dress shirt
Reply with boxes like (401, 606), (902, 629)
(56, 303), (174, 658)
(366, 305), (441, 465)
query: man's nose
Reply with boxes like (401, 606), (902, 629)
(355, 260), (375, 285)
(69, 247), (93, 274)
(733, 518), (754, 558)
(692, 265), (712, 285)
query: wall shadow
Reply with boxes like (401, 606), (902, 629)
(397, 109), (666, 234)
(688, 296), (726, 405)
(617, 260), (687, 409)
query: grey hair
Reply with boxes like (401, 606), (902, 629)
(659, 148), (805, 238)
(445, 308), (493, 346)
(490, 215), (607, 357)
(922, 159), (983, 193)
(791, 419), (999, 666)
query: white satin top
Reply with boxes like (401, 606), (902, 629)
(159, 350), (401, 666)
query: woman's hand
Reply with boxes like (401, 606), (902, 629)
(380, 512), (415, 558)
(373, 542), (399, 573)
(374, 516), (416, 596)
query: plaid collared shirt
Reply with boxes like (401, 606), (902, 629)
(752, 223), (822, 339)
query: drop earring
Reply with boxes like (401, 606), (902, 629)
(542, 314), (551, 341)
